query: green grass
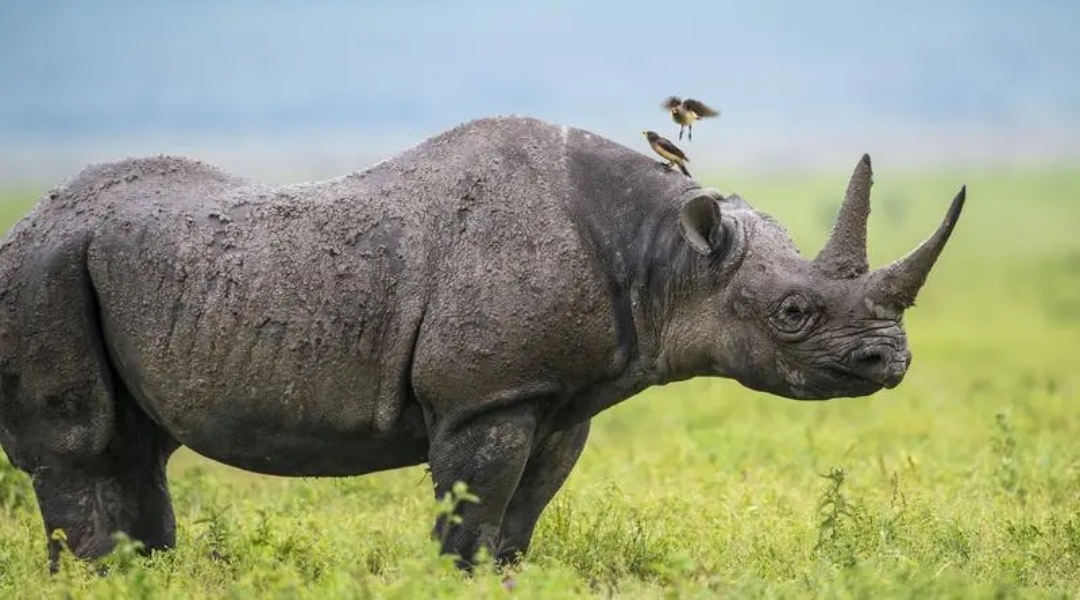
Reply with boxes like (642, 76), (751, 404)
(1, 164), (1079, 598)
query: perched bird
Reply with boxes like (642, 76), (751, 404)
(642, 130), (691, 177)
(662, 96), (720, 141)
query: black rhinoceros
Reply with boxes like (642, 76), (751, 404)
(0, 116), (964, 571)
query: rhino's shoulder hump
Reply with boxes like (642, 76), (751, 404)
(49, 155), (256, 220)
(454, 114), (560, 136)
(63, 154), (246, 194)
(416, 115), (568, 157)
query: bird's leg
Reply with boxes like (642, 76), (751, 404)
(688, 124), (693, 141)
(678, 126), (685, 141)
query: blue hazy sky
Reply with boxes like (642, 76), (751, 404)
(1, 0), (1078, 177)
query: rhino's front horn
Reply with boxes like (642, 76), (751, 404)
(813, 154), (873, 279)
(868, 186), (967, 309)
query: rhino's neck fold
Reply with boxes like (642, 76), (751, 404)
(634, 208), (721, 383)
(560, 140), (703, 376)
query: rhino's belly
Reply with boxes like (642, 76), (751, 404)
(158, 398), (429, 477)
(160, 399), (430, 478)
(108, 323), (429, 476)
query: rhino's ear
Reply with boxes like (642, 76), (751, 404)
(679, 191), (724, 255)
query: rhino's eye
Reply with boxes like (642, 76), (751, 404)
(771, 294), (817, 335)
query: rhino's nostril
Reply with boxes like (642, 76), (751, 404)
(849, 345), (901, 386)
(855, 351), (884, 367)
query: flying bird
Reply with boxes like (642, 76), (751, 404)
(662, 96), (720, 141)
(642, 130), (691, 177)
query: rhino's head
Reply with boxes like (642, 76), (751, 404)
(665, 154), (965, 399)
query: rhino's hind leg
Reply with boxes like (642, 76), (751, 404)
(31, 385), (179, 572)
(494, 420), (590, 566)
(428, 404), (538, 570)
(1, 236), (180, 571)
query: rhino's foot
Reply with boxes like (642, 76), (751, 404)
(31, 388), (179, 573)
(34, 457), (172, 572)
(494, 420), (591, 567)
(428, 403), (539, 571)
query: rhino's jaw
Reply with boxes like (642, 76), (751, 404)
(729, 371), (883, 400)
(762, 368), (889, 400)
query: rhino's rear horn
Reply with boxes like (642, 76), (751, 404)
(813, 154), (873, 279)
(868, 186), (967, 309)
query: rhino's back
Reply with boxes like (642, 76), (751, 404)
(67, 155), (432, 469)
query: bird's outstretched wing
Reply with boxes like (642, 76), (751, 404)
(661, 96), (683, 110)
(683, 99), (720, 117)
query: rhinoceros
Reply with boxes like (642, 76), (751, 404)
(0, 116), (964, 572)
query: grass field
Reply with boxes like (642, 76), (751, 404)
(0, 163), (1078, 598)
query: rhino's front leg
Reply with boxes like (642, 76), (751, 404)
(495, 420), (590, 566)
(428, 404), (537, 570)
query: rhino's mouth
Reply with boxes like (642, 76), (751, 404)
(810, 364), (891, 398)
(799, 381), (883, 400)
(728, 361), (885, 401)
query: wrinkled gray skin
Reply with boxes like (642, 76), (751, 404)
(0, 116), (965, 572)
